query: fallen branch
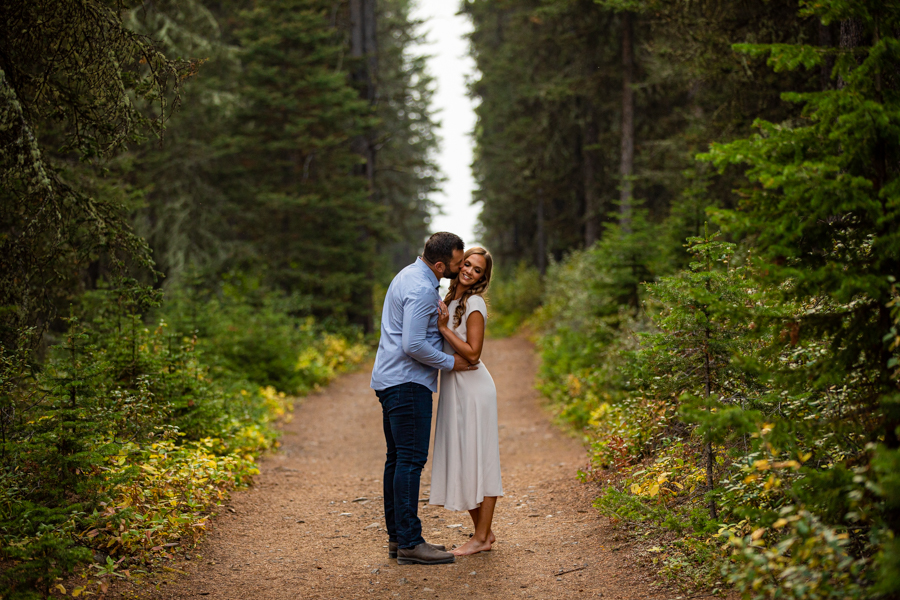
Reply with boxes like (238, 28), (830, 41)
(555, 566), (587, 576)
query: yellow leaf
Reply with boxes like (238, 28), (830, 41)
(72, 587), (85, 598)
(54, 583), (66, 595)
(649, 483), (660, 497)
(751, 528), (766, 541)
(753, 459), (770, 471)
(657, 472), (669, 484)
(772, 518), (789, 529)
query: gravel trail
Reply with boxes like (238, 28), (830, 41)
(132, 337), (680, 599)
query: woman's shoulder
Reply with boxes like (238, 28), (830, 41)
(466, 294), (488, 315)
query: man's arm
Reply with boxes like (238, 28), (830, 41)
(401, 292), (456, 371)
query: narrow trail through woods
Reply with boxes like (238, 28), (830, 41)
(131, 337), (681, 599)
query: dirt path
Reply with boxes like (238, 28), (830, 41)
(132, 337), (680, 600)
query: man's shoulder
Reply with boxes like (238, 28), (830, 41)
(393, 262), (434, 296)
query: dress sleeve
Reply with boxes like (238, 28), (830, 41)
(466, 295), (488, 323)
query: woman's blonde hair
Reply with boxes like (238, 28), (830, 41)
(444, 247), (493, 328)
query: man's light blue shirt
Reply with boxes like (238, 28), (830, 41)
(371, 258), (455, 393)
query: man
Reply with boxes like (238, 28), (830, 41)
(371, 232), (478, 565)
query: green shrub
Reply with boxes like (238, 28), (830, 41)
(723, 508), (868, 600)
(486, 262), (543, 337)
(0, 280), (368, 597)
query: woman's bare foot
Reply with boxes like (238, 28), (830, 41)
(452, 537), (493, 556)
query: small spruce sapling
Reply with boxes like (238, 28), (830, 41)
(640, 224), (756, 518)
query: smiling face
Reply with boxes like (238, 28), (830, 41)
(457, 253), (487, 289)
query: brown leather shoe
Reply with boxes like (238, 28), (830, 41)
(389, 541), (446, 559)
(397, 542), (455, 565)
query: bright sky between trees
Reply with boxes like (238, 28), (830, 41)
(411, 0), (481, 248)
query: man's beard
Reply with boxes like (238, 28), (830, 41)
(445, 269), (459, 279)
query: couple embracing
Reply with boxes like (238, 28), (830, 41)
(370, 232), (502, 565)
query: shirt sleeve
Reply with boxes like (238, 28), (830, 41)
(401, 290), (456, 371)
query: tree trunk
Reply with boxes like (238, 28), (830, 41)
(703, 237), (717, 520)
(837, 19), (864, 89)
(536, 191), (547, 275)
(350, 0), (377, 188)
(818, 22), (834, 90)
(619, 11), (634, 231)
(350, 0), (377, 334)
(583, 113), (600, 247)
(583, 6), (601, 248)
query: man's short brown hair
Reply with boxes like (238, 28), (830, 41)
(423, 232), (464, 266)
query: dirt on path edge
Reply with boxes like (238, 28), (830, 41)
(109, 336), (700, 600)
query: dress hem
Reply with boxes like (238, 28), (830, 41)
(428, 493), (504, 513)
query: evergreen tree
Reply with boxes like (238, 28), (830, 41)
(125, 0), (243, 285)
(375, 0), (442, 273)
(699, 1), (900, 593)
(216, 0), (387, 323)
(0, 0), (191, 351)
(640, 227), (756, 518)
(466, 0), (818, 268)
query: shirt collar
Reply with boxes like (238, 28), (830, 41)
(416, 257), (440, 289)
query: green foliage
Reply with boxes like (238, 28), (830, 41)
(0, 0), (193, 355)
(535, 212), (673, 434)
(872, 444), (900, 596)
(0, 283), (367, 597)
(485, 263), (544, 337)
(221, 0), (385, 324)
(1, 0), (435, 594)
(375, 0), (443, 274)
(466, 0), (816, 268)
(724, 508), (868, 600)
(516, 1), (900, 598)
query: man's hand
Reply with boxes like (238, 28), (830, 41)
(452, 353), (478, 372)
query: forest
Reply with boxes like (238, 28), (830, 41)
(479, 0), (900, 598)
(0, 0), (433, 596)
(1, 0), (899, 598)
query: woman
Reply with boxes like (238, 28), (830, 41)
(429, 247), (503, 556)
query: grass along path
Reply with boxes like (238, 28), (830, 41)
(119, 337), (687, 599)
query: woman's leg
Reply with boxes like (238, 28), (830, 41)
(467, 505), (496, 545)
(467, 507), (480, 530)
(453, 497), (498, 555)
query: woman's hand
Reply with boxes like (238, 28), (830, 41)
(437, 300), (450, 331)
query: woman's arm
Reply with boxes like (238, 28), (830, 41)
(438, 307), (485, 364)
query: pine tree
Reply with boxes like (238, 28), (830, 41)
(375, 0), (442, 273)
(639, 226), (755, 518)
(0, 0), (192, 352)
(223, 0), (386, 323)
(701, 1), (900, 593)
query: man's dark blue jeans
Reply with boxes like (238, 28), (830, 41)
(376, 382), (432, 550)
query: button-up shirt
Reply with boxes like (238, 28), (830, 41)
(370, 258), (455, 392)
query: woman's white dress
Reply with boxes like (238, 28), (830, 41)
(429, 295), (503, 512)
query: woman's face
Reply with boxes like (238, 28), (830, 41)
(458, 254), (487, 288)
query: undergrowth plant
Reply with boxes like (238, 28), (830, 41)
(0, 281), (368, 598)
(534, 2), (900, 598)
